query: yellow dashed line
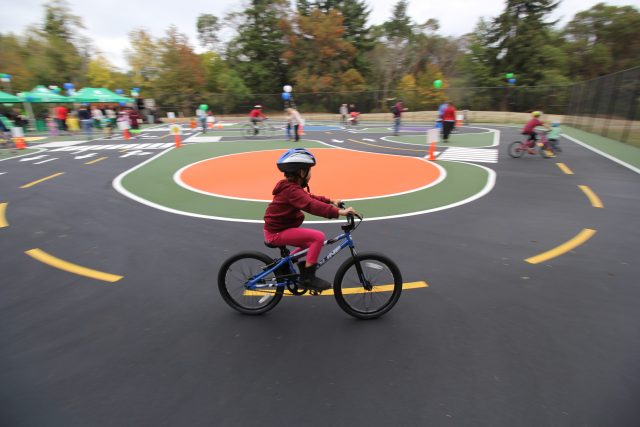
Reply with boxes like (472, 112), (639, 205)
(578, 185), (603, 208)
(85, 156), (108, 165)
(347, 138), (427, 152)
(20, 172), (65, 189)
(556, 162), (574, 175)
(25, 248), (123, 283)
(0, 202), (8, 228)
(244, 281), (428, 297)
(525, 228), (597, 264)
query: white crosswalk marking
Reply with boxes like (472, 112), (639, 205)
(49, 143), (174, 152)
(436, 147), (498, 163)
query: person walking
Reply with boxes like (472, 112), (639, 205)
(391, 100), (408, 136)
(441, 101), (457, 143)
(339, 104), (348, 124)
(287, 108), (303, 142)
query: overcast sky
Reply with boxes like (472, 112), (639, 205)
(1, 0), (636, 70)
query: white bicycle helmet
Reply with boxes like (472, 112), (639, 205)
(277, 148), (316, 173)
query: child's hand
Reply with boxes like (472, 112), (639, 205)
(339, 207), (359, 217)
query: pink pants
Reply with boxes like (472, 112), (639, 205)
(264, 228), (326, 265)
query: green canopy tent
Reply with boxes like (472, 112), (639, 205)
(0, 90), (22, 103)
(68, 87), (134, 103)
(18, 85), (71, 103)
(16, 86), (72, 131)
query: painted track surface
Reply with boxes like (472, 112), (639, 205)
(1, 122), (639, 426)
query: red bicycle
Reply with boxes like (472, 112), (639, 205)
(508, 130), (556, 159)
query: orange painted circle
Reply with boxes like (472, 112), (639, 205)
(179, 149), (441, 200)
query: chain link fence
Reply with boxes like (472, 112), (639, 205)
(565, 66), (640, 147)
(149, 68), (639, 147)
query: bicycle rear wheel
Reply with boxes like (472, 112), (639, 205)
(508, 141), (525, 158)
(218, 251), (284, 315)
(333, 253), (403, 319)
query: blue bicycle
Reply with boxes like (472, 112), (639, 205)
(217, 209), (403, 319)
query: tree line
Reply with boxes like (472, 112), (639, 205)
(0, 0), (638, 114)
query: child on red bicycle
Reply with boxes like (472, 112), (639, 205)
(522, 111), (551, 153)
(263, 148), (357, 291)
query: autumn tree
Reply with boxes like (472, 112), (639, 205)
(284, 8), (358, 92)
(297, 0), (374, 75)
(154, 26), (207, 112)
(126, 28), (161, 92)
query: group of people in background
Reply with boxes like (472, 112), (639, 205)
(50, 104), (141, 137)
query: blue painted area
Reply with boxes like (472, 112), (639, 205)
(303, 125), (342, 131)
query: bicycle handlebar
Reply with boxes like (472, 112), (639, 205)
(337, 202), (361, 231)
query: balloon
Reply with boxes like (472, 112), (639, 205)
(119, 101), (126, 106)
(115, 89), (123, 94)
(63, 82), (72, 89)
(433, 79), (443, 89)
(283, 85), (292, 93)
(133, 88), (140, 92)
(508, 78), (516, 84)
(505, 73), (514, 79)
(199, 104), (208, 111)
(281, 92), (290, 101)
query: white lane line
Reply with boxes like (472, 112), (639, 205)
(34, 158), (58, 164)
(562, 134), (640, 175)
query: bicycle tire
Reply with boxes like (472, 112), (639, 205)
(242, 124), (255, 138)
(218, 251), (284, 315)
(508, 141), (525, 158)
(333, 252), (403, 319)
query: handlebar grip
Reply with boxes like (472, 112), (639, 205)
(338, 202), (346, 209)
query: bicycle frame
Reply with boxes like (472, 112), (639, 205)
(246, 228), (358, 290)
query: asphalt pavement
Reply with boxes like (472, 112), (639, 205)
(1, 123), (639, 426)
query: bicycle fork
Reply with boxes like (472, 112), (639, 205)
(349, 246), (373, 291)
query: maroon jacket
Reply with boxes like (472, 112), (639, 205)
(264, 179), (339, 233)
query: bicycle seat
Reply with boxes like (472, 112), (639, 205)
(264, 241), (286, 249)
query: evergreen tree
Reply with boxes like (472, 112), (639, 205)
(484, 0), (559, 85)
(226, 0), (290, 94)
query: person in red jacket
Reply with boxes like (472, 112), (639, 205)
(441, 101), (457, 142)
(248, 105), (267, 135)
(264, 148), (358, 291)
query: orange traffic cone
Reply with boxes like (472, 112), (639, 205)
(299, 124), (305, 136)
(190, 119), (196, 129)
(123, 129), (131, 140)
(208, 121), (214, 129)
(174, 133), (182, 148)
(217, 122), (223, 129)
(14, 138), (27, 150)
(427, 140), (436, 161)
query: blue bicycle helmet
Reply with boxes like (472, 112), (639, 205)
(277, 148), (316, 173)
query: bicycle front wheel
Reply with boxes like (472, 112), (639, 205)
(217, 251), (284, 315)
(508, 141), (525, 158)
(334, 253), (403, 319)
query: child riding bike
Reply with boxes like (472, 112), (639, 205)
(263, 148), (358, 291)
(522, 111), (551, 154)
(249, 105), (268, 135)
